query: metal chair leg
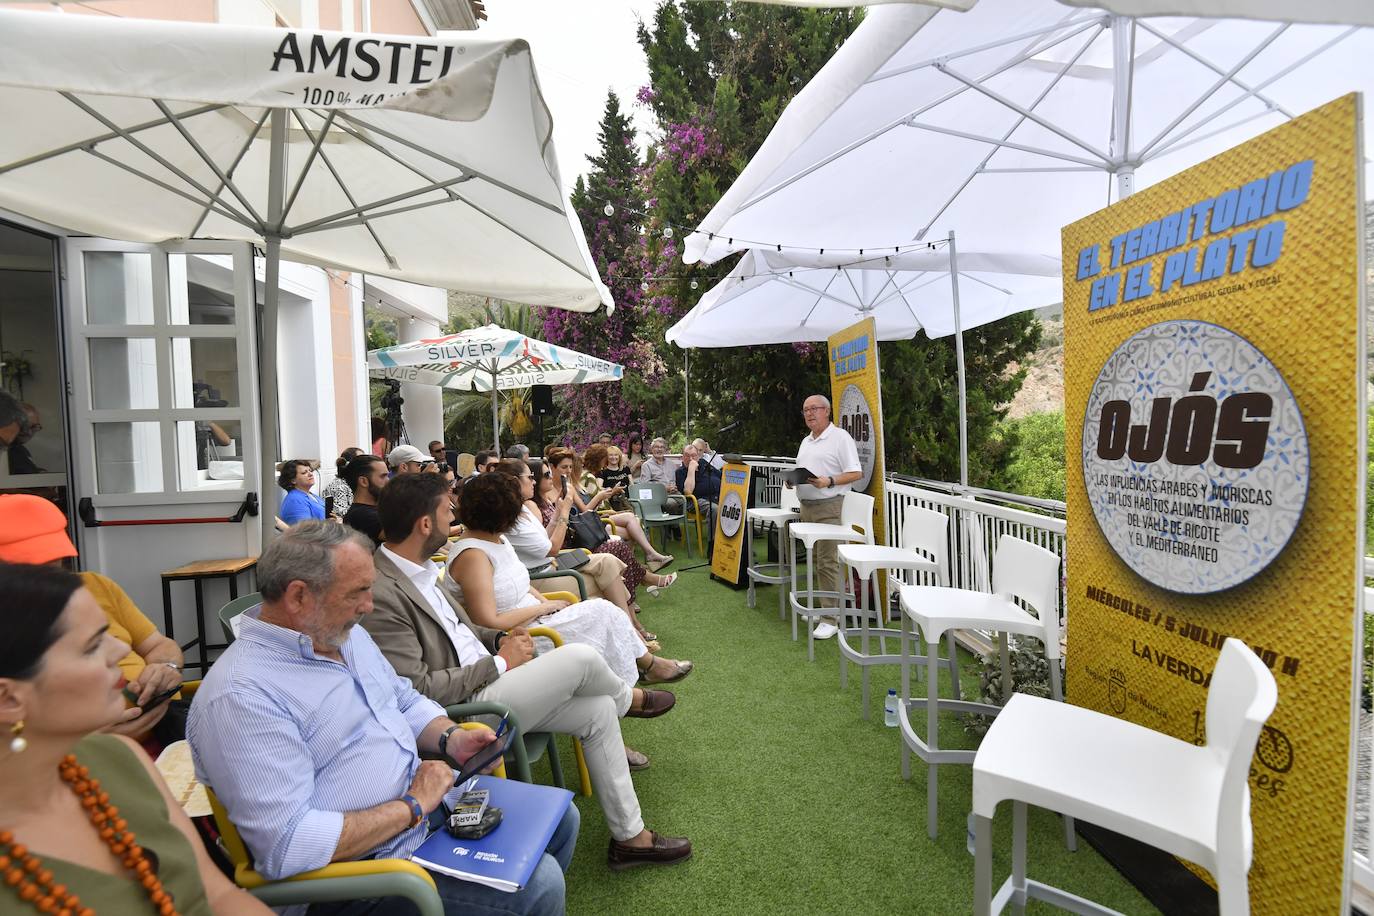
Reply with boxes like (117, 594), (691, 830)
(927, 633), (940, 839)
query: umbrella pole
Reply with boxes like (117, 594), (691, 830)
(1111, 15), (1136, 201)
(947, 230), (969, 489)
(260, 108), (287, 546)
(491, 362), (500, 451)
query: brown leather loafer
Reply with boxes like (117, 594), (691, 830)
(625, 688), (676, 718)
(607, 831), (692, 871)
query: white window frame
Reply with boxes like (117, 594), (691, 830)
(63, 238), (260, 507)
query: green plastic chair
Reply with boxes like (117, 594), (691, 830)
(628, 481), (690, 555)
(217, 592), (263, 643)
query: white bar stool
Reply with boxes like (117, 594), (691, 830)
(788, 491), (875, 661)
(972, 638), (1277, 916)
(898, 534), (1066, 840)
(836, 506), (959, 720)
(746, 485), (800, 618)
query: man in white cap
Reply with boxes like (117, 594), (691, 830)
(388, 444), (432, 476)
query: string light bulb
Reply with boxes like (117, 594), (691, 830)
(638, 225), (647, 236)
(603, 203), (615, 217)
(663, 226), (674, 239)
(690, 279), (699, 290)
(640, 280), (650, 291)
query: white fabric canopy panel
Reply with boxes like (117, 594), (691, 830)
(683, 0), (1373, 269)
(667, 247), (1061, 347)
(0, 10), (611, 311)
(1059, 0), (1374, 27)
(368, 324), (623, 448)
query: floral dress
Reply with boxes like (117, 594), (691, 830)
(539, 496), (646, 599)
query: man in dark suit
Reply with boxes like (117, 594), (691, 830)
(364, 473), (692, 871)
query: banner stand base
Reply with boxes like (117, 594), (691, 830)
(1074, 822), (1217, 915)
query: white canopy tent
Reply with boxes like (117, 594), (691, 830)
(368, 324), (624, 450)
(667, 246), (1061, 347)
(668, 243), (1061, 483)
(0, 10), (611, 542)
(683, 0), (1374, 267)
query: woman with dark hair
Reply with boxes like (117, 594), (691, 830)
(495, 460), (662, 648)
(568, 445), (675, 572)
(278, 459), (325, 525)
(322, 447), (364, 519)
(626, 431), (647, 478)
(0, 562), (272, 915)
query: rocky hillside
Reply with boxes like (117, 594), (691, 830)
(1007, 312), (1063, 419)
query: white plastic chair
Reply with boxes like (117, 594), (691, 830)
(898, 534), (1065, 840)
(788, 490), (875, 661)
(836, 506), (961, 720)
(746, 485), (800, 618)
(971, 638), (1278, 916)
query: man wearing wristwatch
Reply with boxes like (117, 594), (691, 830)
(188, 522), (578, 915)
(0, 495), (186, 744)
(793, 394), (863, 640)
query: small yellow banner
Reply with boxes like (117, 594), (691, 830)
(710, 462), (753, 584)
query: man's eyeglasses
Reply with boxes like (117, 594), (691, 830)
(802, 406), (826, 414)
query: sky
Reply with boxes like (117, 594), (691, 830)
(473, 0), (661, 193)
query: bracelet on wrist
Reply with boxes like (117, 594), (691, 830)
(161, 662), (182, 672)
(400, 793), (425, 829)
(437, 723), (462, 761)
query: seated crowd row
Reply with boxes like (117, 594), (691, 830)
(0, 441), (710, 915)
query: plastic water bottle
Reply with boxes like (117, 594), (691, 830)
(884, 689), (899, 727)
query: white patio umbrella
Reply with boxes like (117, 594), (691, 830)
(667, 247), (1060, 347)
(368, 324), (623, 450)
(683, 0), (1373, 267)
(668, 245), (1061, 483)
(0, 10), (611, 542)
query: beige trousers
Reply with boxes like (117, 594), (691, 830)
(532, 553), (625, 602)
(474, 642), (643, 841)
(800, 495), (845, 611)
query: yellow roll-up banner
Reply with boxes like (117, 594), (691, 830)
(711, 462), (753, 585)
(828, 318), (887, 612)
(1062, 94), (1365, 912)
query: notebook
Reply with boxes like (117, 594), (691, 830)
(411, 776), (573, 893)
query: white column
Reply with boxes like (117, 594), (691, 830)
(397, 315), (444, 447)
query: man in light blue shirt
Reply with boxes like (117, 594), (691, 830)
(188, 522), (578, 915)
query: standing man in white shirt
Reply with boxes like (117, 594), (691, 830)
(793, 394), (863, 640)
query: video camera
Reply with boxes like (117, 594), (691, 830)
(193, 381), (228, 408)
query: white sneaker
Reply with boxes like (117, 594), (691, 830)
(813, 622), (838, 640)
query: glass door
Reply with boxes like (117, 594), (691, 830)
(63, 239), (260, 507)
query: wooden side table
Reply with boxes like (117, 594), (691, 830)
(161, 557), (257, 674)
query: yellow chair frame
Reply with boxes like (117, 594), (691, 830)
(206, 722), (501, 914)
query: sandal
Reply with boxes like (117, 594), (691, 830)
(639, 631), (658, 642)
(647, 555), (674, 573)
(643, 639), (662, 654)
(640, 657), (693, 685)
(626, 747), (651, 771)
(645, 573), (677, 598)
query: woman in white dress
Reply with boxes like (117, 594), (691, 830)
(447, 472), (692, 692)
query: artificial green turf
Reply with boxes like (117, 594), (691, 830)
(532, 541), (1160, 915)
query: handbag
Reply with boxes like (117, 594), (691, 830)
(555, 550), (591, 571)
(567, 508), (610, 550)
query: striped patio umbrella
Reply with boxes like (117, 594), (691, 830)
(368, 324), (623, 449)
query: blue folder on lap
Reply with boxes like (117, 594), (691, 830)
(410, 776), (573, 893)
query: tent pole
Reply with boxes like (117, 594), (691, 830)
(1110, 14), (1136, 200)
(260, 108), (287, 546)
(685, 349), (690, 441)
(491, 362), (500, 451)
(947, 230), (969, 489)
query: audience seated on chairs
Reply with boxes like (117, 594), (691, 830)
(495, 459), (661, 647)
(692, 438), (725, 471)
(364, 473), (693, 869)
(0, 495), (187, 747)
(450, 470), (691, 685)
(323, 447), (364, 519)
(597, 446), (634, 511)
(388, 444), (432, 476)
(0, 561), (274, 916)
(638, 437), (684, 513)
(544, 448), (678, 602)
(279, 458), (326, 525)
(625, 431), (648, 479)
(505, 443), (531, 460)
(341, 453), (390, 545)
(571, 445), (674, 570)
(186, 522), (579, 914)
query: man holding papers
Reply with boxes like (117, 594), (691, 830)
(187, 522), (579, 915)
(792, 394), (863, 640)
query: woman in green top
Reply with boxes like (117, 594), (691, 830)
(0, 562), (270, 915)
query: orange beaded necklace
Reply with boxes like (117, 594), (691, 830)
(0, 754), (178, 916)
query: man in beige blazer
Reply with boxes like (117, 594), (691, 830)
(364, 473), (692, 871)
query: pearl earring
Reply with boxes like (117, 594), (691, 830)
(8, 721), (26, 754)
